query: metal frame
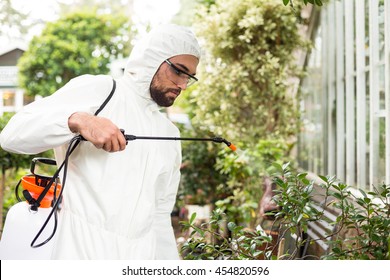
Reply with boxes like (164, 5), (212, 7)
(344, 0), (356, 186)
(385, 0), (390, 185)
(369, 0), (380, 190)
(355, 0), (367, 187)
(336, 0), (346, 182)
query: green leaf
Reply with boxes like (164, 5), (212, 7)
(358, 189), (368, 198)
(227, 222), (237, 232)
(282, 162), (291, 171)
(189, 212), (197, 224)
(332, 247), (342, 254)
(283, 0), (290, 6)
(297, 172), (308, 179)
(363, 197), (371, 204)
(272, 162), (283, 174)
(194, 227), (205, 237)
(318, 175), (328, 183)
(301, 178), (311, 186)
(250, 242), (257, 253)
(331, 192), (343, 200)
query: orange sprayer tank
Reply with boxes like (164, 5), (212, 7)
(0, 158), (61, 259)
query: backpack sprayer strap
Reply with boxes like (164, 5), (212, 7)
(94, 79), (116, 116)
(30, 79), (116, 210)
(23, 190), (37, 208)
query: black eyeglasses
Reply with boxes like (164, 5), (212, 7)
(164, 59), (198, 87)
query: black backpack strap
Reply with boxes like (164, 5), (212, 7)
(94, 79), (116, 116)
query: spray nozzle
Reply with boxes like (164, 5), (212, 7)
(210, 137), (237, 151)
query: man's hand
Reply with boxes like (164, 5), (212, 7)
(68, 112), (127, 152)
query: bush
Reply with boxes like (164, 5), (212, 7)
(180, 162), (390, 260)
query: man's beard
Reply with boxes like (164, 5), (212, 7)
(150, 84), (181, 107)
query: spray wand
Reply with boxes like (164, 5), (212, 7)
(123, 133), (237, 151)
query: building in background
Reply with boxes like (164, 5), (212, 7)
(0, 45), (33, 116)
(298, 0), (390, 189)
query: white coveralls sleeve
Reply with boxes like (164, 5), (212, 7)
(0, 75), (113, 154)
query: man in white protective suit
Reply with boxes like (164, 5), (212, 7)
(0, 24), (201, 259)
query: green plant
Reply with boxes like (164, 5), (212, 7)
(180, 162), (390, 260)
(267, 162), (322, 259)
(319, 177), (390, 260)
(214, 139), (293, 228)
(180, 209), (275, 260)
(271, 163), (390, 259)
(191, 0), (310, 145)
(283, 0), (323, 7)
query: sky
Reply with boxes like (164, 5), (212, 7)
(10, 0), (180, 22)
(12, 0), (59, 21)
(133, 0), (180, 30)
(1, 0), (181, 50)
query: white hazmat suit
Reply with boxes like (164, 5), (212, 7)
(0, 24), (201, 259)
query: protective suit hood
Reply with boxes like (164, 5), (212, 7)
(124, 24), (201, 102)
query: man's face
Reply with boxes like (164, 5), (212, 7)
(150, 54), (199, 107)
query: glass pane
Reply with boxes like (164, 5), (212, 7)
(379, 64), (385, 110)
(365, 0), (370, 67)
(365, 71), (370, 187)
(379, 117), (386, 184)
(298, 27), (324, 175)
(379, 0), (385, 62)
